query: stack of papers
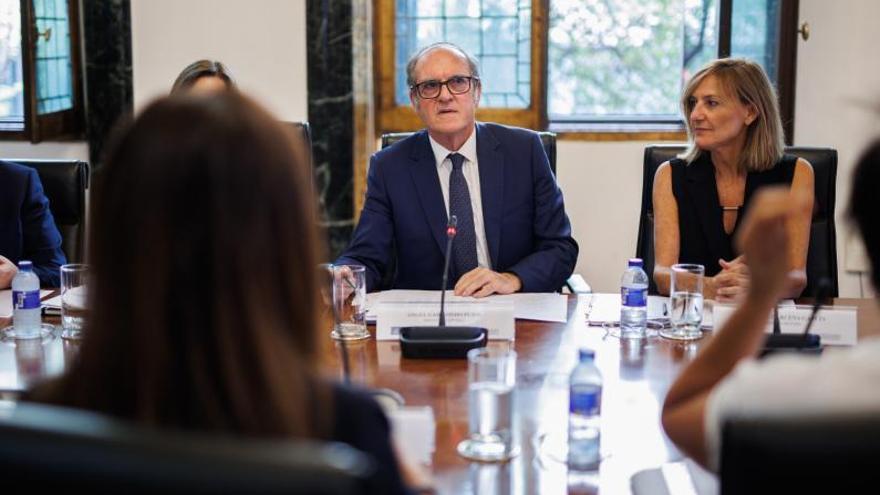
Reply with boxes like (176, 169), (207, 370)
(0, 289), (54, 318)
(366, 290), (568, 323)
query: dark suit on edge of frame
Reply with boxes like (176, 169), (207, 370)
(336, 122), (578, 292)
(0, 160), (66, 287)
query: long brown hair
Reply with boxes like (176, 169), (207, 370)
(680, 58), (785, 171)
(38, 93), (329, 439)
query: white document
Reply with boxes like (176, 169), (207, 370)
(713, 303), (858, 346)
(0, 289), (54, 318)
(366, 290), (568, 323)
(375, 299), (515, 340)
(586, 293), (669, 324)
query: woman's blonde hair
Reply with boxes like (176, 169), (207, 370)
(680, 58), (785, 171)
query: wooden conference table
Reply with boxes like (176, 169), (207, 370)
(1, 295), (878, 494)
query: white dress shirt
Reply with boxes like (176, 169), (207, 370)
(428, 128), (492, 269)
(704, 336), (880, 472)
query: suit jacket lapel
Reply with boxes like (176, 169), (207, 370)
(684, 155), (732, 263)
(476, 123), (503, 267)
(408, 131), (449, 256)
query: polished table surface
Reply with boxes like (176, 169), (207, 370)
(1, 295), (878, 494)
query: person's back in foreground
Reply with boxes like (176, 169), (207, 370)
(662, 138), (880, 471)
(28, 92), (422, 494)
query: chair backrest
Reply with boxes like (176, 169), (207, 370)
(11, 159), (89, 263)
(720, 414), (880, 494)
(636, 145), (838, 296)
(380, 130), (558, 176)
(0, 401), (372, 494)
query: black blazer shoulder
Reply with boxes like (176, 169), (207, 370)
(330, 384), (411, 495)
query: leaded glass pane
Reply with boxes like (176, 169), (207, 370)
(0, 0), (24, 129)
(395, 0), (532, 109)
(34, 0), (73, 115)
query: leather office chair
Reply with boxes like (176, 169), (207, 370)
(376, 131), (589, 293)
(635, 145), (838, 296)
(720, 414), (880, 494)
(10, 159), (90, 263)
(0, 401), (372, 494)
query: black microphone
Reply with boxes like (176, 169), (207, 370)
(397, 215), (488, 359)
(799, 277), (832, 348)
(761, 277), (829, 356)
(439, 215), (457, 326)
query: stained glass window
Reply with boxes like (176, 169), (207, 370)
(0, 0), (24, 130)
(34, 0), (73, 114)
(394, 0), (532, 108)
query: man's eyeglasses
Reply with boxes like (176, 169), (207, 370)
(410, 75), (479, 99)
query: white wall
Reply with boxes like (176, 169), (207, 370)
(794, 0), (880, 297)
(556, 140), (662, 292)
(556, 0), (880, 296)
(130, 0), (308, 121)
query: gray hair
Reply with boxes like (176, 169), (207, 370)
(405, 42), (481, 88)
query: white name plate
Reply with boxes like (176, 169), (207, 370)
(375, 300), (515, 341)
(713, 303), (858, 346)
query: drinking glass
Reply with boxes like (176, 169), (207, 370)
(60, 264), (89, 340)
(457, 347), (519, 462)
(660, 263), (705, 341)
(330, 264), (369, 341)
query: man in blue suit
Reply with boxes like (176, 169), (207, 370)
(337, 43), (577, 295)
(0, 160), (67, 288)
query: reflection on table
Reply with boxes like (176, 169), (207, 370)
(1, 296), (878, 494)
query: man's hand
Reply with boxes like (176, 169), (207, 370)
(454, 268), (521, 297)
(0, 255), (18, 289)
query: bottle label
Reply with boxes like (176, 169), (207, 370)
(621, 287), (646, 307)
(13, 290), (41, 310)
(570, 385), (601, 415)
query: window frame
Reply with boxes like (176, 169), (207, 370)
(373, 0), (548, 133)
(374, 0), (799, 142)
(2, 0), (86, 143)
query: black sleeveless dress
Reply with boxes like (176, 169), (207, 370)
(670, 153), (797, 277)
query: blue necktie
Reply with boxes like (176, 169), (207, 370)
(448, 153), (478, 278)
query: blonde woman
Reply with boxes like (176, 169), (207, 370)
(653, 58), (813, 300)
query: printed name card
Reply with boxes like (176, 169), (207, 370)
(713, 303), (858, 346)
(375, 300), (515, 341)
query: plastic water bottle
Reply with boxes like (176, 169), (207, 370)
(620, 258), (648, 338)
(12, 260), (42, 339)
(568, 348), (602, 470)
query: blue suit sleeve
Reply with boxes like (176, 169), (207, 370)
(335, 153), (394, 292)
(21, 169), (66, 287)
(505, 134), (578, 292)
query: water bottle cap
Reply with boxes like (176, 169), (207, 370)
(18, 260), (33, 271)
(628, 258), (643, 268)
(578, 349), (595, 361)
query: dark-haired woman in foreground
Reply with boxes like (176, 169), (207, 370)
(28, 92), (424, 494)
